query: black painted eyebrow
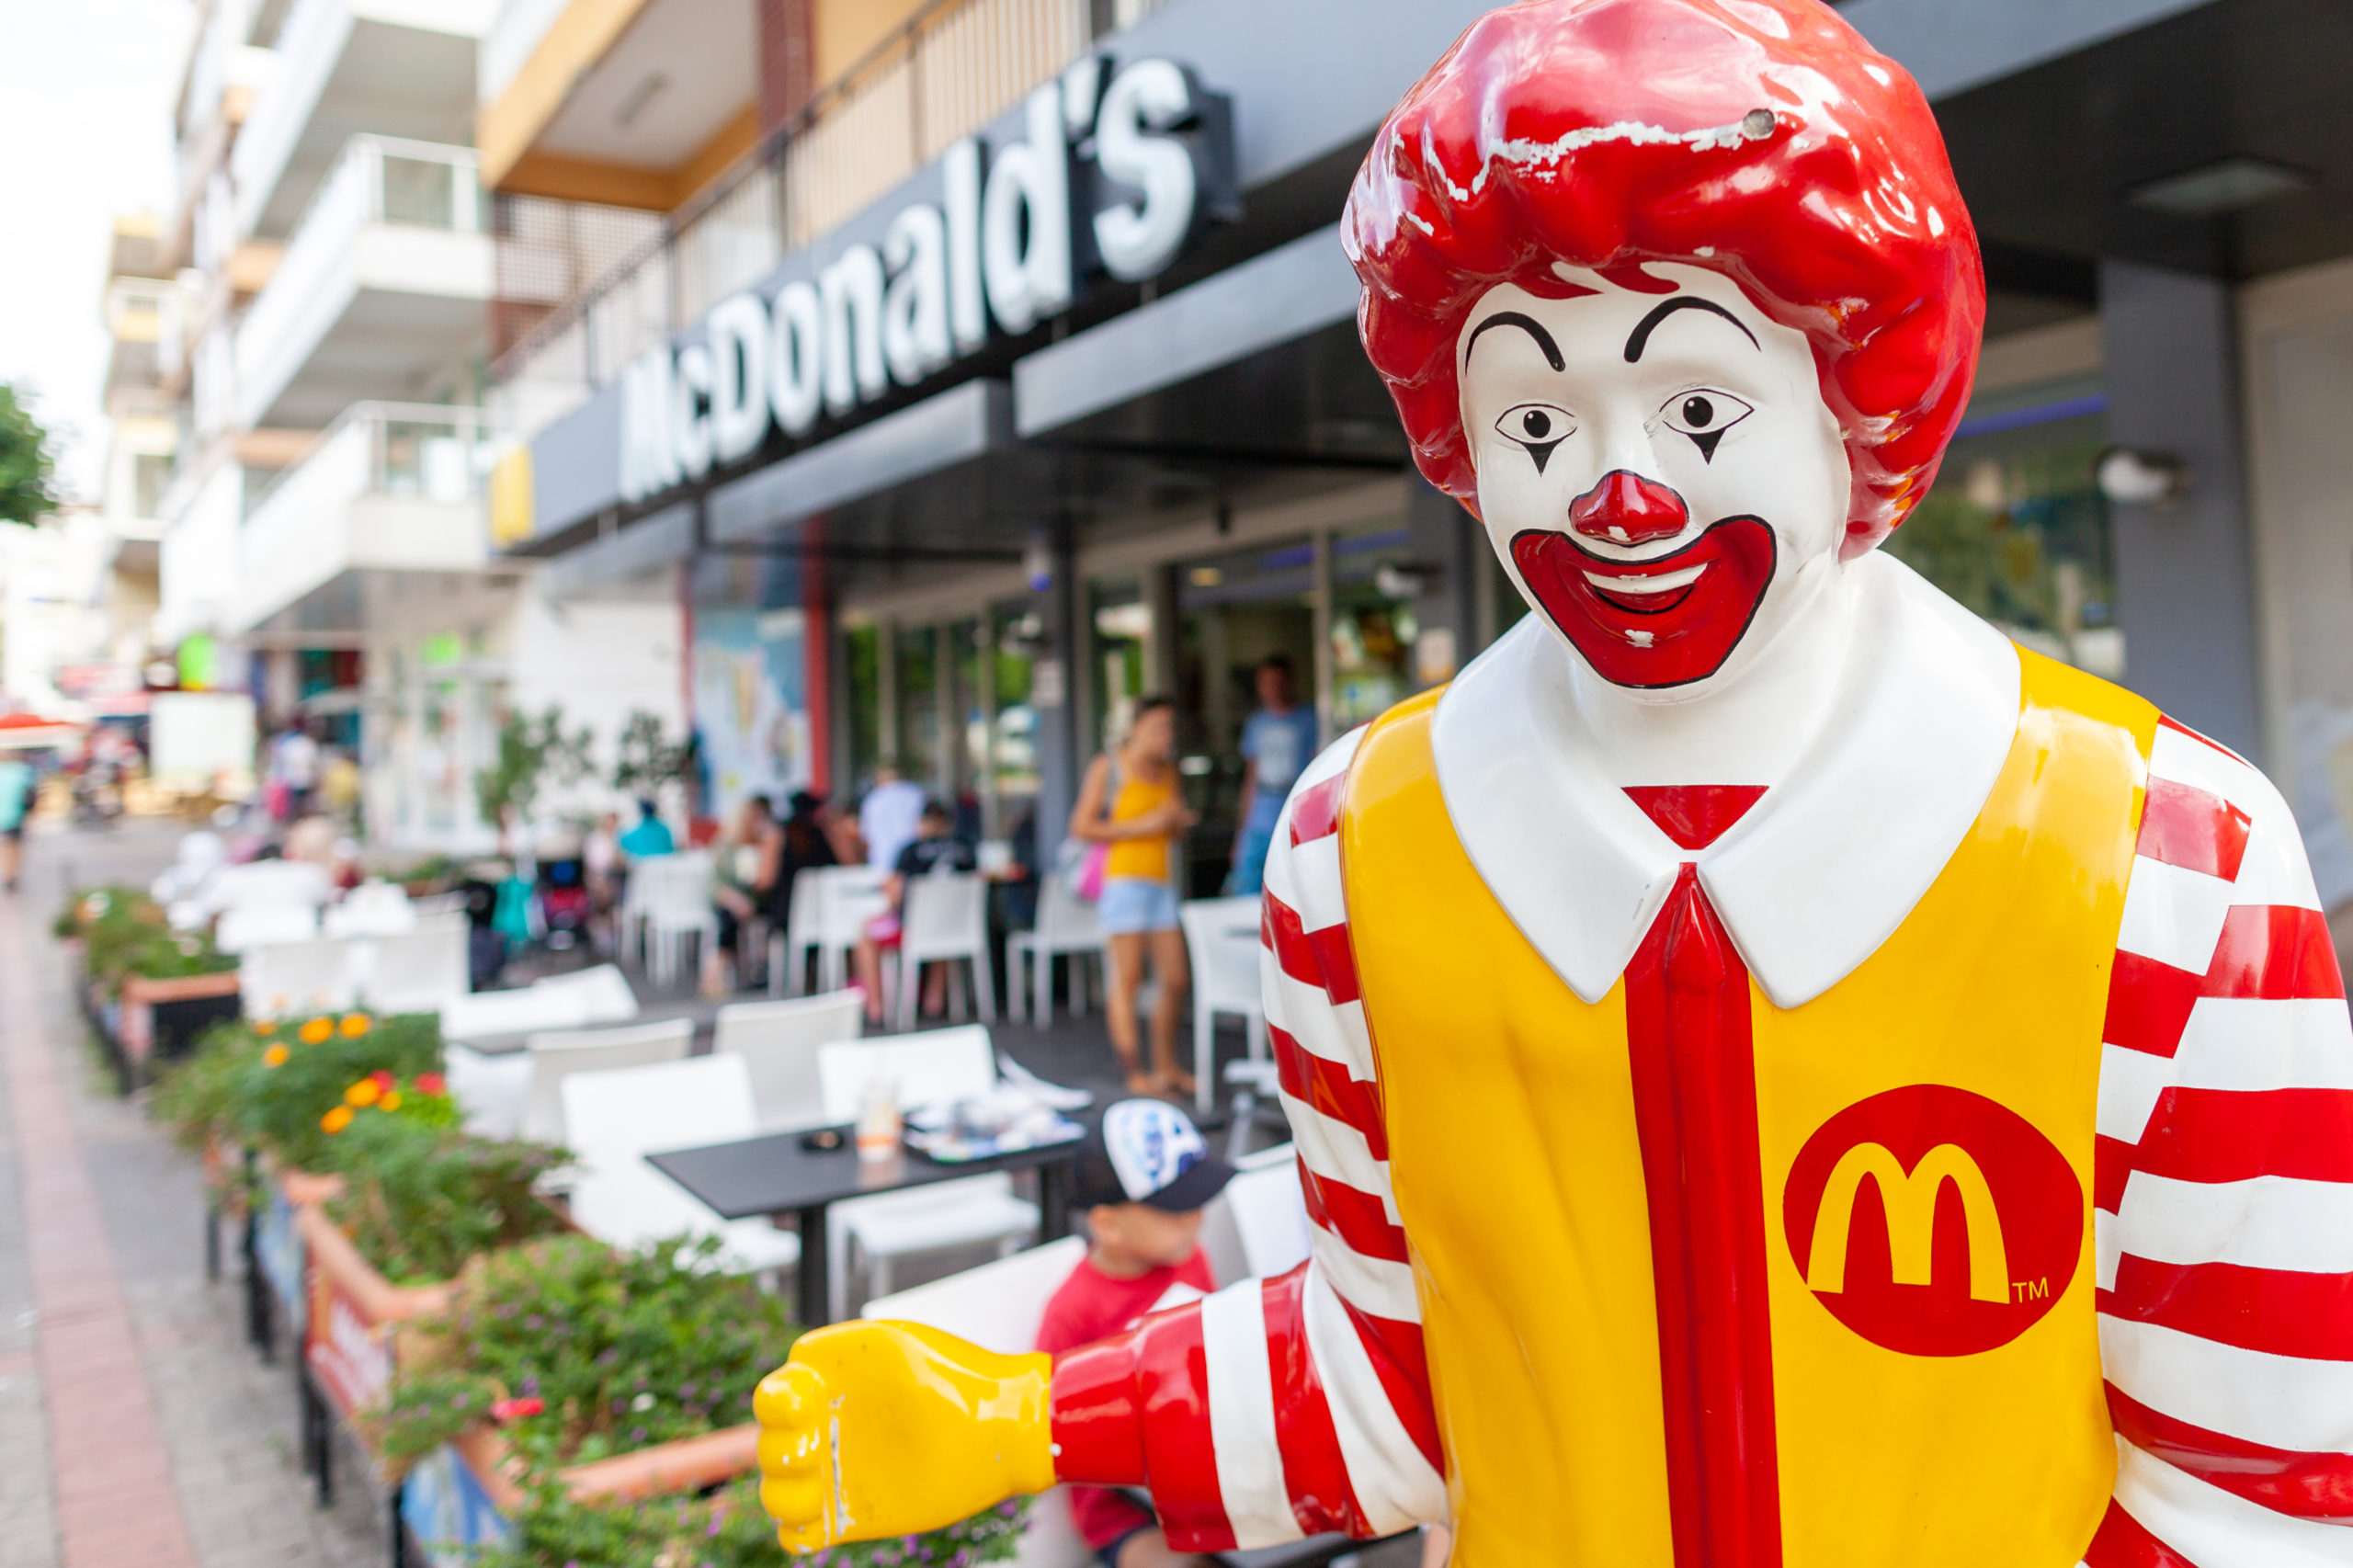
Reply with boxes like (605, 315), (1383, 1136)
(1464, 312), (1564, 371)
(1624, 297), (1760, 362)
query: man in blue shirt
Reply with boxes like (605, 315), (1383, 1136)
(617, 798), (675, 858)
(1228, 655), (1319, 895)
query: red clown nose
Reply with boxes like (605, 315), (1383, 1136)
(1569, 471), (1692, 546)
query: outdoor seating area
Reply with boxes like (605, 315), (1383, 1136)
(56, 823), (1392, 1568)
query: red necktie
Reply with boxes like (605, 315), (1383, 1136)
(1623, 789), (1782, 1568)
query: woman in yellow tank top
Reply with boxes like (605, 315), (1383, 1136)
(1071, 697), (1196, 1096)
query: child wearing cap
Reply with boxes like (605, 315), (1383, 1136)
(1035, 1100), (1235, 1568)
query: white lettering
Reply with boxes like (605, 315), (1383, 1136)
(706, 292), (771, 464)
(882, 204), (952, 386)
(943, 139), (987, 354)
(820, 246), (887, 415)
(673, 341), (714, 480)
(1095, 59), (1200, 282)
(982, 83), (1074, 335)
(769, 281), (824, 437)
(620, 350), (679, 502)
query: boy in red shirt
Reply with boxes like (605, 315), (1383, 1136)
(1036, 1100), (1235, 1568)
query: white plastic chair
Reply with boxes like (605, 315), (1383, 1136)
(360, 915), (470, 1016)
(529, 963), (641, 1022)
(438, 963), (641, 1044)
(238, 935), (357, 1017)
(862, 1238), (1096, 1568)
(207, 859), (334, 918)
(641, 853), (718, 989)
(1178, 897), (1268, 1115)
(560, 1055), (801, 1278)
(1007, 874), (1101, 1028)
(443, 1040), (534, 1140)
(894, 873), (996, 1031)
(712, 992), (865, 1131)
(811, 866), (891, 993)
(815, 1028), (1037, 1319)
(520, 1017), (694, 1145)
(216, 904), (322, 955)
(815, 1026), (1001, 1120)
(324, 881), (416, 937)
(770, 869), (828, 997)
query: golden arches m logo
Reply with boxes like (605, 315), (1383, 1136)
(1781, 1085), (2084, 1357)
(1804, 1142), (2008, 1304)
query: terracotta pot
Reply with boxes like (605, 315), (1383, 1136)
(298, 1201), (460, 1420)
(122, 969), (242, 1006)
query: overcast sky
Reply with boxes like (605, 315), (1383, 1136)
(0, 0), (194, 502)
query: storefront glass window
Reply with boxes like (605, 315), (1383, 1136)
(989, 605), (1041, 832)
(1882, 396), (2119, 677)
(1329, 524), (1418, 732)
(894, 624), (941, 792)
(1172, 536), (1317, 893)
(843, 622), (880, 793)
(1089, 577), (1148, 756)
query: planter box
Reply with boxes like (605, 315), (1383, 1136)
(256, 1166), (345, 1342)
(120, 970), (243, 1077)
(400, 1424), (760, 1568)
(298, 1200), (458, 1422)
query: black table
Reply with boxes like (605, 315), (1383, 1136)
(647, 1131), (1080, 1325)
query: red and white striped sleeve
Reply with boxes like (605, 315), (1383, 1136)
(1048, 730), (1448, 1551)
(2085, 715), (2353, 1567)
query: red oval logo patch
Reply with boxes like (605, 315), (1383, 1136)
(1781, 1085), (2083, 1357)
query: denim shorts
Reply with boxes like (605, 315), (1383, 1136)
(1097, 875), (1180, 934)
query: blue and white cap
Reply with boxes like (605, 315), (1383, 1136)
(1078, 1099), (1237, 1212)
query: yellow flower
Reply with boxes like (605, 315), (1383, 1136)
(320, 1105), (354, 1134)
(346, 1078), (381, 1108)
(299, 1017), (333, 1045)
(339, 1013), (371, 1038)
(379, 1090), (403, 1112)
(262, 1043), (290, 1068)
(252, 1019), (277, 1037)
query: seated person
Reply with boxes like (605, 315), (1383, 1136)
(706, 794), (780, 996)
(1036, 1100), (1234, 1568)
(851, 799), (975, 1024)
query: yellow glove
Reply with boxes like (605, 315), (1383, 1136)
(755, 1319), (1057, 1553)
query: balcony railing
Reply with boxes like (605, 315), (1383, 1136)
(234, 136), (484, 426)
(488, 0), (1171, 440)
(247, 402), (498, 518)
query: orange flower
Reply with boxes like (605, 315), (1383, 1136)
(298, 1017), (333, 1045)
(262, 1043), (290, 1068)
(379, 1090), (403, 1112)
(320, 1105), (354, 1134)
(252, 1019), (277, 1037)
(339, 1013), (371, 1038)
(345, 1078), (381, 1108)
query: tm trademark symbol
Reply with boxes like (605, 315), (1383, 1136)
(2010, 1278), (2049, 1302)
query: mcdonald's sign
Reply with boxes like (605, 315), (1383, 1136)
(1781, 1085), (2083, 1357)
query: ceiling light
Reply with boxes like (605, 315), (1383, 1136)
(2129, 157), (2310, 219)
(614, 73), (670, 131)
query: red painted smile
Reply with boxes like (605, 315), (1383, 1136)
(1511, 516), (1777, 688)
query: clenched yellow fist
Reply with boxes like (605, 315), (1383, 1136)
(755, 1320), (1058, 1553)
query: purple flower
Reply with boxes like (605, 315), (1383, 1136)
(707, 1517), (723, 1537)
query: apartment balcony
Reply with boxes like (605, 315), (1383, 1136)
(232, 0), (491, 243)
(228, 404), (506, 640)
(233, 137), (493, 430)
(487, 0), (1169, 439)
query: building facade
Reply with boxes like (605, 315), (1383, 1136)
(487, 0), (2353, 951)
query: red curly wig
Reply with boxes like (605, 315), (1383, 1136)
(1343, 0), (1984, 555)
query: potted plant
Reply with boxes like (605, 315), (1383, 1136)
(475, 705), (594, 837)
(55, 885), (239, 1086)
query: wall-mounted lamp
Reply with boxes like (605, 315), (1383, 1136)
(1374, 562), (1441, 601)
(2096, 448), (2194, 508)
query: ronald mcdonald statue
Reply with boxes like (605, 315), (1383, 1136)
(756, 3), (2353, 1563)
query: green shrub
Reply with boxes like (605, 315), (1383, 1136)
(479, 1475), (1026, 1568)
(152, 1010), (443, 1169)
(56, 886), (234, 995)
(324, 1115), (569, 1286)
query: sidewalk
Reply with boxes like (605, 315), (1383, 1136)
(0, 821), (381, 1568)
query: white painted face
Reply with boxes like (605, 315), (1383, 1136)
(1457, 264), (1851, 691)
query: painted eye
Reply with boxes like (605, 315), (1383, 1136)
(1495, 403), (1575, 473)
(1658, 390), (1754, 460)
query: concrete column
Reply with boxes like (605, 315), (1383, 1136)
(1405, 474), (1484, 687)
(2099, 259), (2264, 759)
(1032, 527), (1084, 859)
